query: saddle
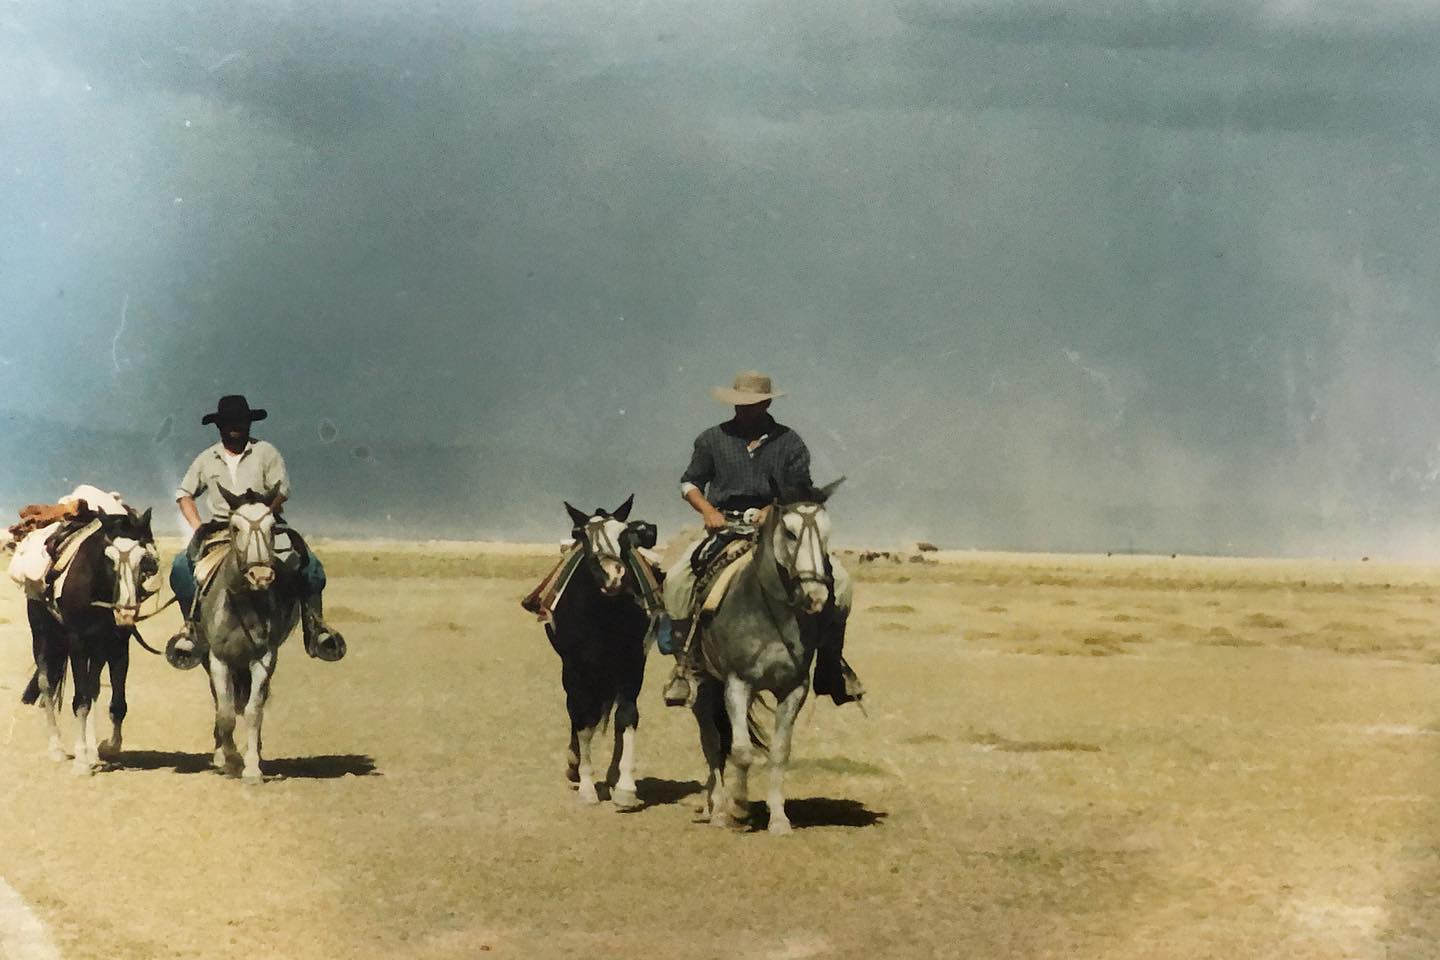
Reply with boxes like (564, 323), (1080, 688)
(692, 529), (757, 617)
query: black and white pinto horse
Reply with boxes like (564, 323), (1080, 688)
(196, 486), (303, 782)
(548, 497), (653, 810)
(22, 508), (159, 775)
(692, 480), (844, 835)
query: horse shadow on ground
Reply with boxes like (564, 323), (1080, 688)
(109, 750), (379, 779)
(748, 797), (887, 831)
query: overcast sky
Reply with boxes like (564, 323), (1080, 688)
(2, 0), (1438, 556)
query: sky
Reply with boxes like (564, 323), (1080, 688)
(2, 0), (1438, 557)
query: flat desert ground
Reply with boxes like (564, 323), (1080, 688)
(4, 541), (1440, 959)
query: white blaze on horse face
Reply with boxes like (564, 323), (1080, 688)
(780, 505), (831, 614)
(231, 502), (278, 590)
(105, 538), (144, 626)
(586, 516), (628, 596)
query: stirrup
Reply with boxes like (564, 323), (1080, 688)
(303, 623), (347, 662)
(663, 673), (691, 707)
(165, 626), (203, 671)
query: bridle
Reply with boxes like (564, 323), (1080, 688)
(230, 506), (278, 576)
(768, 503), (834, 609)
(578, 516), (630, 594)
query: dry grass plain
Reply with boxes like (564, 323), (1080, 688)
(4, 542), (1440, 959)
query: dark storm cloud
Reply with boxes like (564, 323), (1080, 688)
(2, 0), (1439, 555)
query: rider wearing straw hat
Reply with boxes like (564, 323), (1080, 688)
(164, 395), (345, 669)
(660, 371), (865, 706)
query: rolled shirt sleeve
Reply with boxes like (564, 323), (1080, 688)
(262, 445), (291, 501)
(176, 452), (206, 502)
(679, 432), (716, 498)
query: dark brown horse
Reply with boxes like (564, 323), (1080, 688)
(21, 508), (159, 774)
(546, 497), (656, 809)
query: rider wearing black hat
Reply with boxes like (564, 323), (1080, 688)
(165, 395), (345, 668)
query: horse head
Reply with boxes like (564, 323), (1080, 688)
(565, 495), (634, 597)
(766, 477), (844, 615)
(220, 484), (283, 592)
(98, 508), (159, 627)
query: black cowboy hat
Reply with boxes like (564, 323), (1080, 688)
(201, 394), (268, 426)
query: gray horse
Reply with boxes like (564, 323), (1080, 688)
(194, 486), (302, 782)
(691, 479), (844, 835)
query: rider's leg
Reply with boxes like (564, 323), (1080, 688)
(661, 544), (701, 706)
(812, 555), (864, 705)
(299, 552), (346, 662)
(165, 534), (203, 669)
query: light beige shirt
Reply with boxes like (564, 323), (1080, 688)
(176, 440), (290, 522)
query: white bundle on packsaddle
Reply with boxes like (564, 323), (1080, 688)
(6, 485), (132, 599)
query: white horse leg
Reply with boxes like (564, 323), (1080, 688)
(70, 700), (92, 775)
(36, 672), (64, 761)
(242, 652), (273, 783)
(209, 659), (240, 774)
(610, 725), (640, 810)
(766, 684), (808, 836)
(575, 724), (600, 804)
(723, 675), (755, 824)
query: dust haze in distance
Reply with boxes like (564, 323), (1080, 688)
(2, 0), (1438, 558)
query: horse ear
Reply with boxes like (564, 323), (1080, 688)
(264, 483), (283, 507)
(218, 486), (242, 510)
(138, 508), (153, 536)
(564, 502), (590, 527)
(815, 476), (846, 504)
(613, 495), (634, 522)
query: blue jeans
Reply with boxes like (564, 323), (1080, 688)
(170, 542), (327, 617)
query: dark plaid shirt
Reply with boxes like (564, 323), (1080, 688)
(680, 415), (812, 511)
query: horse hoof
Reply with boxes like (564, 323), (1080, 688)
(768, 818), (793, 836)
(728, 802), (751, 823)
(611, 788), (642, 811)
(97, 740), (121, 760)
(48, 745), (67, 763)
(242, 769), (264, 785)
(577, 785), (600, 805)
(709, 811), (734, 829)
(71, 761), (95, 777)
(565, 763), (580, 784)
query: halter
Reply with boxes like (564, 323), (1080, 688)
(577, 515), (633, 596)
(770, 503), (833, 608)
(230, 507), (278, 574)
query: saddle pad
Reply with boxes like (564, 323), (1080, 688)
(700, 550), (754, 615)
(194, 537), (234, 597)
(48, 519), (104, 607)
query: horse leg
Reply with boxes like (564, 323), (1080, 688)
(610, 703), (641, 811)
(574, 721), (601, 804)
(565, 728), (581, 784)
(765, 684), (808, 836)
(99, 634), (129, 759)
(241, 651), (275, 783)
(691, 679), (727, 825)
(609, 642), (644, 811)
(208, 658), (241, 774)
(722, 675), (755, 825)
(69, 648), (102, 775)
(29, 604), (66, 761)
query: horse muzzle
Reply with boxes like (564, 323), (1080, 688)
(244, 564), (277, 590)
(112, 606), (139, 627)
(597, 559), (626, 597)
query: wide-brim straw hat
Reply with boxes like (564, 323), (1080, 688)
(710, 371), (787, 406)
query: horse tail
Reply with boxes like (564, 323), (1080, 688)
(21, 669), (40, 705)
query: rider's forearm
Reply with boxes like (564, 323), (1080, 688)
(177, 496), (203, 533)
(683, 488), (717, 517)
